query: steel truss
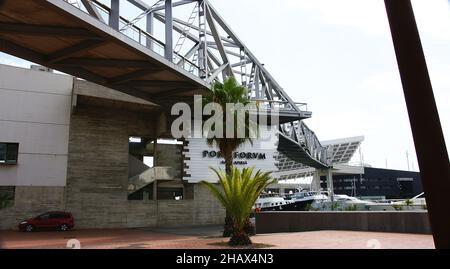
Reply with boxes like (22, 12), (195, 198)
(63, 0), (332, 168)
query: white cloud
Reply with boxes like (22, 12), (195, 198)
(0, 0), (447, 172)
(286, 0), (450, 40)
(427, 63), (450, 146)
(413, 0), (450, 41)
(286, 0), (390, 36)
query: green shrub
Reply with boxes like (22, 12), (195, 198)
(404, 199), (413, 207)
(345, 204), (357, 211)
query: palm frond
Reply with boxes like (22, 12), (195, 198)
(203, 77), (259, 160)
(202, 167), (274, 233)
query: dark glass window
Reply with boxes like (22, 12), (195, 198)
(0, 143), (19, 164)
(0, 144), (5, 163)
(157, 188), (183, 200)
(0, 186), (15, 210)
(49, 213), (65, 219)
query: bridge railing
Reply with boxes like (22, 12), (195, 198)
(61, 0), (331, 169)
(63, 0), (199, 75)
(251, 99), (308, 113)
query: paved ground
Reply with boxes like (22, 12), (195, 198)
(0, 226), (434, 249)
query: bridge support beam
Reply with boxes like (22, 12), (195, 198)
(80, 0), (105, 22)
(311, 170), (321, 192)
(385, 0), (450, 249)
(146, 12), (154, 50)
(109, 0), (120, 30)
(165, 0), (173, 61)
(326, 169), (334, 202)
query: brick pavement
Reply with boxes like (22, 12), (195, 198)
(0, 228), (434, 249)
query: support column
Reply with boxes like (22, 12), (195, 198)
(109, 0), (120, 30)
(165, 0), (173, 61)
(385, 0), (450, 248)
(311, 169), (321, 192)
(157, 112), (168, 137)
(326, 169), (334, 202)
(146, 12), (154, 50)
(153, 139), (158, 201)
(153, 180), (158, 201)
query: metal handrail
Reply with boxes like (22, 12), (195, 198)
(64, 0), (199, 74)
(251, 99), (308, 111)
(61, 0), (330, 169)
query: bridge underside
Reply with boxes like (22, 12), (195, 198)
(0, 0), (332, 170)
(278, 134), (329, 169)
(0, 0), (208, 106)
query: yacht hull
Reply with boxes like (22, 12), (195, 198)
(260, 199), (314, 212)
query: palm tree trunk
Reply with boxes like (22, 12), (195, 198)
(230, 227), (252, 246)
(223, 149), (233, 237)
(224, 150), (233, 178)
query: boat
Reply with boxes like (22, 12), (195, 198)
(254, 190), (328, 211)
(254, 190), (427, 212)
(311, 194), (396, 211)
(311, 193), (428, 211)
(390, 192), (427, 211)
(281, 191), (329, 211)
(254, 193), (294, 211)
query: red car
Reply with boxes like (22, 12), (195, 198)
(18, 211), (74, 232)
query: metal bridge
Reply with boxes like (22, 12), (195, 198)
(0, 0), (331, 169)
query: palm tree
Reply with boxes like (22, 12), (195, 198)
(203, 77), (256, 177)
(202, 167), (275, 246)
(203, 77), (258, 236)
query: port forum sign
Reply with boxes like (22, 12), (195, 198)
(202, 150), (266, 165)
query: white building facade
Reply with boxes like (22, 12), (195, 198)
(0, 65), (72, 187)
(183, 126), (279, 183)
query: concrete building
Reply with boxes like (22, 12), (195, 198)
(0, 64), (379, 230)
(275, 135), (423, 199)
(0, 64), (228, 229)
(321, 167), (423, 199)
(0, 1), (339, 231)
(0, 64), (288, 230)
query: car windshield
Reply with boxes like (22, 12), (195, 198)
(38, 213), (49, 219)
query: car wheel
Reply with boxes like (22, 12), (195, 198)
(25, 224), (34, 232)
(60, 224), (69, 231)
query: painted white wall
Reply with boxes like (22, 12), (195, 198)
(0, 65), (72, 186)
(183, 125), (279, 183)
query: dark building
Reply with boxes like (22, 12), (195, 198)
(320, 167), (423, 199)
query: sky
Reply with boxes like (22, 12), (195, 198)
(206, 0), (450, 171)
(1, 0), (449, 172)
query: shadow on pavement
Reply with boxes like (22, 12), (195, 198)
(143, 225), (223, 238)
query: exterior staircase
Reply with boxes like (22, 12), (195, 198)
(128, 155), (176, 195)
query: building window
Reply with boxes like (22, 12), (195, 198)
(0, 186), (15, 209)
(0, 143), (19, 165)
(158, 187), (184, 200)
